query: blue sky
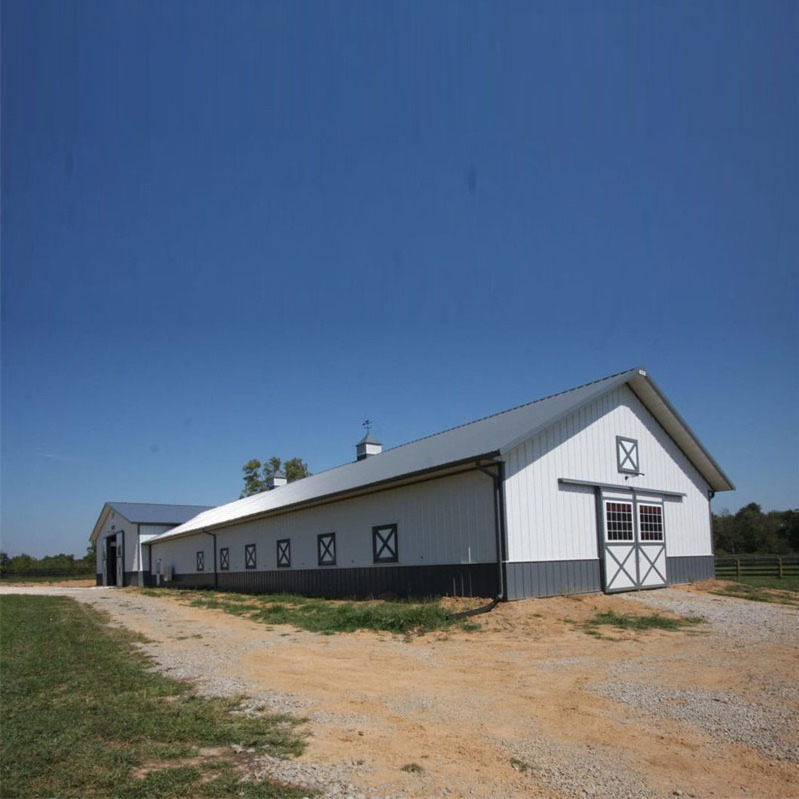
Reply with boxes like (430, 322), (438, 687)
(2, 1), (797, 558)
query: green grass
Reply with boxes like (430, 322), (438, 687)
(581, 610), (704, 637)
(161, 590), (478, 635)
(0, 595), (311, 798)
(709, 576), (799, 606)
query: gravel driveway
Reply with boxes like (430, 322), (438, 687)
(3, 583), (797, 799)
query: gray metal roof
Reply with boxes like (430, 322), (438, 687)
(155, 367), (733, 542)
(106, 502), (214, 524)
(91, 502), (214, 541)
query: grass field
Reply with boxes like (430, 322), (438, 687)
(0, 595), (310, 798)
(580, 610), (705, 638)
(142, 589), (480, 635)
(709, 576), (799, 606)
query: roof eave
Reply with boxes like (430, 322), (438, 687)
(497, 367), (734, 493)
(626, 372), (734, 493)
(90, 503), (113, 543)
(152, 451), (502, 543)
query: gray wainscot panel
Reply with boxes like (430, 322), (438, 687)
(666, 555), (715, 585)
(504, 560), (602, 600)
(159, 563), (498, 599)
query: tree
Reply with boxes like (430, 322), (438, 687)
(713, 509), (740, 555)
(780, 510), (799, 552)
(241, 459), (264, 497)
(283, 457), (311, 483)
(713, 504), (799, 555)
(239, 456), (311, 497)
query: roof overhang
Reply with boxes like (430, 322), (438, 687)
(626, 370), (734, 493)
(151, 453), (501, 544)
(90, 503), (115, 543)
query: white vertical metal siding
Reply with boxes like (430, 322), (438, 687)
(94, 518), (185, 577)
(503, 385), (712, 563)
(151, 469), (496, 574)
(95, 510), (135, 575)
(136, 525), (173, 572)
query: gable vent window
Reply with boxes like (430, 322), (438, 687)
(317, 532), (336, 566)
(245, 544), (256, 569)
(196, 551), (205, 572)
(372, 524), (398, 563)
(276, 539), (291, 568)
(616, 436), (640, 474)
(219, 547), (230, 571)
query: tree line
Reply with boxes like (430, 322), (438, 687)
(1, 548), (96, 577)
(713, 503), (799, 556)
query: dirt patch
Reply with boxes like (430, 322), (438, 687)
(5, 583), (797, 799)
(0, 578), (96, 587)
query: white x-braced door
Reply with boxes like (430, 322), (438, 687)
(602, 498), (667, 593)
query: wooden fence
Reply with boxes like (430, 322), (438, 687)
(715, 556), (799, 580)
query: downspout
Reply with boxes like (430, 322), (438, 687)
(708, 488), (717, 559)
(205, 531), (218, 590)
(448, 460), (506, 619)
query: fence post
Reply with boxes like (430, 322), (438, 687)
(735, 558), (741, 578)
(778, 558), (783, 579)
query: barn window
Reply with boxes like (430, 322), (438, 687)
(616, 436), (639, 474)
(196, 551), (205, 571)
(639, 505), (664, 541)
(372, 524), (398, 563)
(219, 547), (229, 571)
(245, 544), (256, 569)
(317, 532), (336, 566)
(276, 539), (291, 568)
(605, 502), (634, 541)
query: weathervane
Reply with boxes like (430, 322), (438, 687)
(362, 419), (373, 436)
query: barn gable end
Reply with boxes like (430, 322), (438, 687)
(502, 384), (716, 599)
(90, 502), (213, 587)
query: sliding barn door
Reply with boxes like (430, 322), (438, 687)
(602, 497), (667, 593)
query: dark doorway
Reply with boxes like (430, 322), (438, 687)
(106, 538), (118, 586)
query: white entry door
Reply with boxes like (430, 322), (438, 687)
(602, 499), (667, 593)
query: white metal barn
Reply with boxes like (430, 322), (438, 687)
(91, 503), (213, 587)
(146, 368), (733, 600)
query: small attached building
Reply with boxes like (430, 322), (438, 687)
(91, 502), (213, 587)
(147, 368), (733, 600)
